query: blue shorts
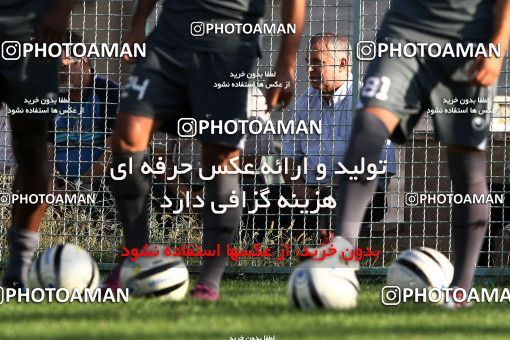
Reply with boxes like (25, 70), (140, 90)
(54, 147), (104, 182)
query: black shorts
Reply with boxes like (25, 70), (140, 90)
(359, 36), (495, 150)
(118, 44), (257, 149)
(0, 1), (59, 122)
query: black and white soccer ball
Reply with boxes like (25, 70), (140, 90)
(29, 243), (100, 292)
(387, 247), (454, 289)
(120, 245), (189, 300)
(288, 261), (359, 310)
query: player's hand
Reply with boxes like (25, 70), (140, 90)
(265, 64), (296, 112)
(468, 55), (504, 87)
(35, 0), (74, 44)
(122, 23), (146, 64)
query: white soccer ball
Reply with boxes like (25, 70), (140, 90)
(288, 261), (359, 310)
(29, 243), (100, 292)
(120, 244), (189, 300)
(387, 247), (454, 289)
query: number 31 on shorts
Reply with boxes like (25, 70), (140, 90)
(361, 76), (391, 101)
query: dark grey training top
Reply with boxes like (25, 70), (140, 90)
(152, 0), (266, 56)
(379, 0), (495, 43)
(165, 0), (265, 21)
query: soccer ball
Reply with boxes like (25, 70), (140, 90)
(387, 247), (454, 289)
(120, 244), (189, 300)
(288, 260), (359, 310)
(29, 243), (100, 292)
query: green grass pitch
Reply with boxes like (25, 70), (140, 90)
(0, 277), (509, 339)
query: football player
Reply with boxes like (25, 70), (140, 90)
(1, 0), (75, 289)
(101, 0), (305, 301)
(314, 0), (510, 308)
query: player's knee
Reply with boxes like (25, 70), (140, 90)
(110, 132), (144, 153)
(352, 110), (390, 137)
(361, 106), (399, 133)
(111, 113), (153, 152)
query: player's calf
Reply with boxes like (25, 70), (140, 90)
(447, 147), (489, 291)
(108, 151), (151, 249)
(334, 110), (393, 243)
(194, 144), (242, 298)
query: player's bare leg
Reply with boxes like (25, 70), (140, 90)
(101, 112), (161, 290)
(191, 143), (242, 301)
(445, 145), (489, 306)
(3, 119), (50, 288)
(333, 107), (399, 245)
